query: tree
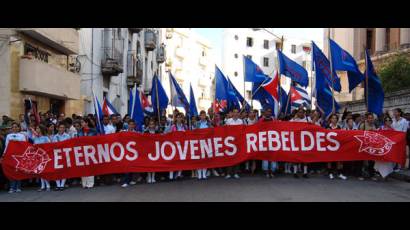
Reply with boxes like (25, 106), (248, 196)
(378, 53), (410, 93)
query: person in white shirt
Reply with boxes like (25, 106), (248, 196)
(290, 107), (311, 179)
(392, 108), (408, 132)
(391, 108), (409, 171)
(224, 108), (243, 179)
(3, 122), (27, 193)
(102, 115), (116, 134)
(52, 123), (71, 191)
(244, 109), (258, 174)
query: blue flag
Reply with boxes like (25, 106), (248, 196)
(312, 41), (342, 92)
(92, 91), (104, 135)
(214, 66), (229, 113)
(278, 50), (309, 87)
(315, 85), (340, 119)
(279, 86), (290, 115)
(129, 86), (144, 132)
(227, 77), (250, 112)
(329, 39), (364, 92)
(225, 76), (241, 111)
(364, 49), (384, 116)
(150, 74), (169, 116)
(189, 83), (198, 117)
(244, 56), (268, 83)
(169, 73), (190, 112)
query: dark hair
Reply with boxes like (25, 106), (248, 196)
(64, 117), (73, 125)
(365, 112), (374, 118)
(128, 119), (136, 125)
(82, 118), (92, 127)
(394, 108), (404, 117)
(57, 122), (66, 128)
(103, 114), (110, 119)
(46, 122), (55, 128)
(346, 117), (354, 123)
(38, 124), (48, 135)
(329, 114), (338, 121)
(200, 110), (206, 115)
(11, 122), (20, 128)
(123, 114), (130, 121)
(384, 116), (392, 122)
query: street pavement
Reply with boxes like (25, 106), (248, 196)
(1, 174), (410, 202)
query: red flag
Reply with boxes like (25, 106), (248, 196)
(262, 71), (279, 101)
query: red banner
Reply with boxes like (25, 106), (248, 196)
(1, 121), (407, 180)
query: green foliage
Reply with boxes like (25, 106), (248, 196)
(379, 53), (410, 93)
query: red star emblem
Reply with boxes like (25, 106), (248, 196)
(12, 146), (51, 174)
(354, 131), (395, 156)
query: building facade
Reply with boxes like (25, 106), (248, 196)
(324, 28), (410, 103)
(161, 28), (215, 113)
(0, 28), (82, 119)
(222, 28), (321, 109)
(78, 28), (165, 116)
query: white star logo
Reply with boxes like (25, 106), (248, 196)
(354, 131), (395, 156)
(12, 146), (51, 174)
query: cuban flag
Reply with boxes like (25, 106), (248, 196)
(92, 91), (104, 134)
(289, 84), (311, 111)
(102, 97), (119, 116)
(214, 66), (229, 113)
(262, 71), (280, 117)
(140, 92), (154, 115)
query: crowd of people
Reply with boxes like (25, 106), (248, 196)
(0, 106), (409, 194)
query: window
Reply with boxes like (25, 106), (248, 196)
(291, 44), (296, 54)
(234, 35), (238, 40)
(151, 61), (153, 70)
(234, 71), (238, 77)
(366, 29), (374, 55)
(246, 55), (252, 60)
(386, 28), (391, 51)
(246, 37), (253, 47)
(276, 42), (281, 50)
(263, 40), (269, 49)
(263, 57), (269, 67)
(234, 53), (238, 58)
(23, 43), (49, 63)
(202, 50), (206, 57)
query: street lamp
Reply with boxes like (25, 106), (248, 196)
(252, 28), (282, 41)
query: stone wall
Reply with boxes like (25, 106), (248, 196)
(340, 88), (410, 114)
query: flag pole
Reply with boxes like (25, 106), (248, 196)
(364, 47), (369, 113)
(277, 36), (284, 119)
(284, 81), (292, 117)
(310, 47), (314, 109)
(327, 28), (336, 114)
(155, 75), (161, 129)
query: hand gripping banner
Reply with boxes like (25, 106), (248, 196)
(1, 121), (406, 180)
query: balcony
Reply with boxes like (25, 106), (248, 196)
(157, 45), (165, 63)
(17, 28), (79, 55)
(19, 58), (80, 100)
(144, 30), (157, 51)
(101, 58), (123, 76)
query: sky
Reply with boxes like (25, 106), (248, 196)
(192, 28), (324, 66)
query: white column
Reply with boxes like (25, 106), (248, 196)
(400, 28), (410, 49)
(375, 28), (386, 54)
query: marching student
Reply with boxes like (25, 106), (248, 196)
(392, 108), (409, 171)
(145, 119), (160, 183)
(3, 122), (27, 193)
(244, 109), (258, 174)
(168, 112), (188, 181)
(120, 120), (138, 187)
(77, 118), (97, 189)
(33, 125), (51, 192)
(52, 122), (71, 191)
(225, 108), (243, 179)
(290, 107), (311, 179)
(258, 108), (278, 178)
(46, 123), (55, 140)
(326, 114), (347, 180)
(193, 110), (214, 180)
(359, 112), (378, 181)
